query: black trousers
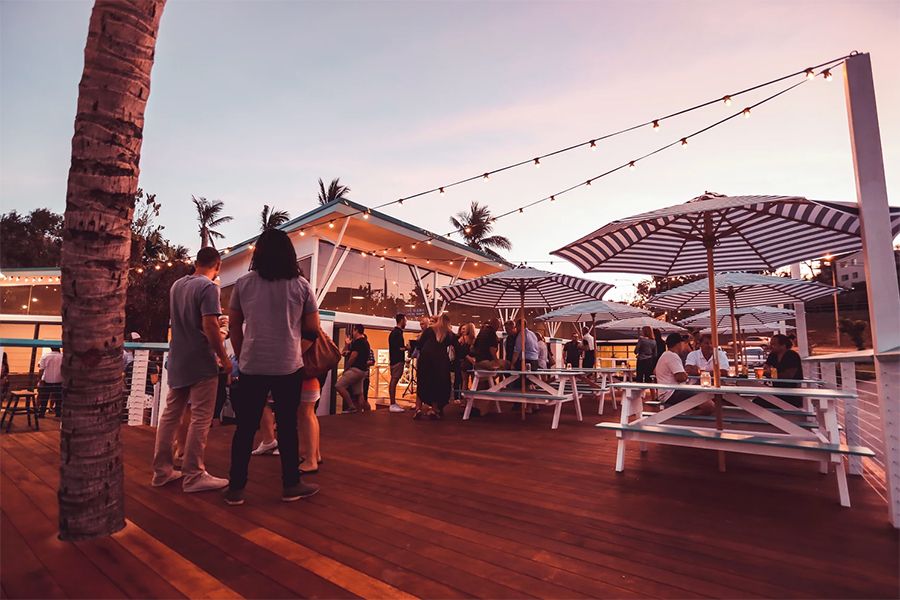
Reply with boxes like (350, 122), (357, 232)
(582, 350), (596, 369)
(229, 369), (302, 491)
(635, 358), (655, 383)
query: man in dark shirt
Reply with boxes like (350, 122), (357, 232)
(474, 318), (502, 368)
(503, 320), (517, 367)
(764, 333), (804, 407)
(388, 314), (407, 413)
(336, 324), (371, 412)
(563, 336), (582, 368)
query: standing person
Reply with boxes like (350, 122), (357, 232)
(473, 318), (502, 370)
(652, 328), (666, 370)
(387, 314), (407, 413)
(415, 313), (458, 419)
(335, 325), (371, 413)
(225, 228), (320, 505)
(298, 377), (323, 474)
(685, 333), (730, 378)
(151, 247), (231, 493)
(453, 323), (476, 400)
(37, 347), (64, 417)
(511, 320), (540, 371)
(581, 326), (596, 368)
(536, 331), (550, 370)
(563, 333), (582, 369)
(362, 343), (375, 411)
(634, 326), (657, 383)
(503, 320), (517, 367)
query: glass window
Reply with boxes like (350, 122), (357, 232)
(851, 272), (859, 279)
(841, 274), (849, 281)
(0, 285), (59, 316)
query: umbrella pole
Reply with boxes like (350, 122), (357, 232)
(520, 290), (526, 420)
(727, 288), (739, 375)
(703, 219), (726, 472)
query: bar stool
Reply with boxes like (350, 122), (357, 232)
(1, 389), (40, 432)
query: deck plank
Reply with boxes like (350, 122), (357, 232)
(2, 407), (899, 599)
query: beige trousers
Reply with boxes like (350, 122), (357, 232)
(152, 376), (218, 486)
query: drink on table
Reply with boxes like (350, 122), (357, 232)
(754, 367), (764, 379)
(699, 371), (712, 387)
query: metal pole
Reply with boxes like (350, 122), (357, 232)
(831, 262), (841, 347)
(727, 288), (739, 373)
(790, 263), (810, 357)
(844, 52), (900, 528)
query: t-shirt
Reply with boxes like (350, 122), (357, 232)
(686, 348), (730, 372)
(473, 327), (499, 362)
(388, 327), (405, 365)
(635, 337), (657, 361)
(229, 272), (318, 376)
(766, 349), (803, 388)
(563, 340), (581, 366)
(168, 274), (222, 388)
(504, 335), (516, 361)
(654, 350), (686, 402)
(582, 333), (596, 352)
(40, 352), (63, 384)
(513, 329), (540, 361)
(348, 336), (371, 371)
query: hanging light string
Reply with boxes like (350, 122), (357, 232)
(215, 56), (848, 269)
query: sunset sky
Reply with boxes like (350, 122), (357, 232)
(2, 1), (898, 300)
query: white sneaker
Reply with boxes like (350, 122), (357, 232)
(389, 404), (406, 413)
(151, 471), (182, 487)
(251, 440), (278, 455)
(183, 472), (229, 493)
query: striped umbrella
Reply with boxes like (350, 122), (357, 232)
(679, 305), (796, 329)
(553, 192), (900, 387)
(595, 316), (685, 333)
(536, 299), (649, 323)
(438, 267), (612, 417)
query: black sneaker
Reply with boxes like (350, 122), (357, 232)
(282, 482), (320, 502)
(224, 488), (244, 506)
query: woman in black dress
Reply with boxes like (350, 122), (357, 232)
(415, 313), (458, 419)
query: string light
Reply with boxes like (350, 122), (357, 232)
(154, 265), (161, 271)
(328, 221), (335, 228)
(411, 243), (417, 249)
(464, 226), (472, 234)
(628, 161), (636, 170)
(681, 137), (688, 147)
(482, 173), (489, 180)
(439, 187), (445, 194)
(722, 95), (732, 106)
(363, 210), (370, 219)
(824, 69), (833, 81)
(550, 195), (556, 202)
(589, 140), (597, 150)
(533, 158), (541, 167)
(652, 120), (660, 131)
(805, 68), (815, 80)
(299, 230), (306, 236)
(136, 268), (144, 274)
(585, 180), (591, 186)
(742, 108), (751, 118)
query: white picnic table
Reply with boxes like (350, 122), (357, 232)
(463, 369), (584, 429)
(599, 382), (874, 507)
(532, 367), (627, 414)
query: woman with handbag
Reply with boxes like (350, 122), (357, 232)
(225, 228), (321, 506)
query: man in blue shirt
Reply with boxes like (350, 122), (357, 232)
(511, 320), (541, 371)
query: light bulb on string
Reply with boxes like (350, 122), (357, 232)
(439, 187), (445, 194)
(482, 173), (489, 180)
(518, 208), (523, 213)
(249, 244), (255, 250)
(722, 95), (732, 106)
(136, 268), (144, 274)
(805, 68), (815, 80)
(589, 140), (597, 151)
(550, 195), (556, 202)
(585, 180), (592, 186)
(299, 230), (306, 236)
(427, 239), (433, 245)
(652, 120), (660, 131)
(363, 210), (370, 219)
(398, 199), (404, 205)
(628, 161), (636, 170)
(681, 138), (688, 147)
(154, 265), (161, 271)
(328, 221), (335, 229)
(166, 261), (173, 267)
(742, 108), (751, 118)
(533, 158), (541, 168)
(411, 243), (417, 250)
(823, 69), (833, 81)
(465, 226), (472, 234)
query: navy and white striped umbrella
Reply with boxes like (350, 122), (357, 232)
(552, 193), (900, 276)
(436, 267), (613, 309)
(595, 316), (685, 333)
(700, 324), (794, 335)
(680, 305), (795, 329)
(649, 272), (842, 311)
(536, 300), (649, 323)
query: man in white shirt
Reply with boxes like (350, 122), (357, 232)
(685, 333), (729, 378)
(655, 334), (714, 413)
(38, 347), (63, 416)
(581, 327), (596, 368)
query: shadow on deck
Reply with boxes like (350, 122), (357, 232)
(2, 404), (898, 598)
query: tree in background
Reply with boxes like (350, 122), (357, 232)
(59, 0), (166, 540)
(0, 208), (64, 267)
(839, 318), (868, 350)
(192, 196), (232, 248)
(260, 204), (290, 231)
(126, 189), (191, 340)
(317, 177), (351, 205)
(449, 201), (511, 260)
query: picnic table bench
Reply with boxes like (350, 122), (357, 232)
(461, 369), (584, 429)
(599, 381), (872, 507)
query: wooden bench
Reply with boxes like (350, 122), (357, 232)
(460, 390), (576, 429)
(649, 412), (822, 430)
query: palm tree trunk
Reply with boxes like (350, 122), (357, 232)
(59, 0), (166, 541)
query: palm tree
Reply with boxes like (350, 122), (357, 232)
(449, 201), (512, 258)
(59, 0), (166, 541)
(192, 196), (232, 248)
(317, 177), (351, 205)
(260, 204), (290, 231)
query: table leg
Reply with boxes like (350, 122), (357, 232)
(823, 400), (851, 507)
(463, 397), (473, 420)
(715, 394), (726, 472)
(551, 401), (563, 429)
(571, 378), (583, 422)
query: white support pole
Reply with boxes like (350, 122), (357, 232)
(316, 247), (350, 304)
(315, 218), (350, 297)
(790, 264), (810, 358)
(410, 265), (434, 317)
(844, 52), (900, 527)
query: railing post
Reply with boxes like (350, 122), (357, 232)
(844, 52), (900, 527)
(839, 362), (863, 476)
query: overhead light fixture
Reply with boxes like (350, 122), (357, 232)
(352, 295), (365, 300)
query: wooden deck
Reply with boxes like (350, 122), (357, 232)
(2, 405), (898, 599)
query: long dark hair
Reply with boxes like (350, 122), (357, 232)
(249, 228), (300, 281)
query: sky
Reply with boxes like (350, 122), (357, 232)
(1, 0), (898, 302)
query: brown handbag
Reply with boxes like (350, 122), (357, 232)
(301, 328), (342, 379)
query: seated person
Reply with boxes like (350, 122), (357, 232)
(655, 334), (715, 414)
(762, 333), (805, 408)
(685, 333), (729, 378)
